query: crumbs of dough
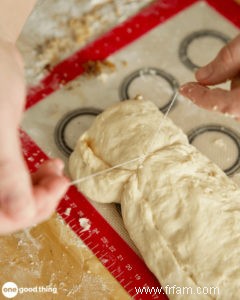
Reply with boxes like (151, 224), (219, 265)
(83, 60), (116, 77)
(79, 218), (91, 232)
(64, 208), (72, 216)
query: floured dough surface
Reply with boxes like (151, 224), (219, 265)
(69, 99), (187, 203)
(122, 145), (240, 300)
(69, 99), (240, 299)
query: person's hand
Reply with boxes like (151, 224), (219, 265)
(180, 34), (240, 121)
(0, 38), (69, 234)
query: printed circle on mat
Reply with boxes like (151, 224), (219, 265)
(179, 29), (230, 71)
(2, 282), (18, 299)
(188, 125), (240, 175)
(120, 68), (179, 113)
(55, 108), (102, 156)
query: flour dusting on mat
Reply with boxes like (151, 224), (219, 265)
(79, 218), (91, 232)
(18, 0), (153, 85)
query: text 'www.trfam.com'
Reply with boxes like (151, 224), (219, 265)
(135, 285), (220, 297)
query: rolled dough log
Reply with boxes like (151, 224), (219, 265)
(69, 99), (240, 300)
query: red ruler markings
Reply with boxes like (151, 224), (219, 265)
(20, 129), (167, 299)
(21, 0), (240, 298)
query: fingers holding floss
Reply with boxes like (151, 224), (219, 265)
(180, 33), (240, 120)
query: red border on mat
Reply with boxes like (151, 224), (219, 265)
(21, 0), (240, 298)
(26, 0), (197, 110)
(206, 0), (240, 28)
(20, 130), (165, 300)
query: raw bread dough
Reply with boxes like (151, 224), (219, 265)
(122, 145), (240, 300)
(69, 99), (187, 203)
(69, 99), (240, 300)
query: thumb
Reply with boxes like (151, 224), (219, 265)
(195, 34), (240, 85)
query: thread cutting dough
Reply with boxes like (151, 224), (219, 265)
(69, 99), (240, 300)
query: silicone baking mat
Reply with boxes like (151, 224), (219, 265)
(21, 0), (240, 299)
